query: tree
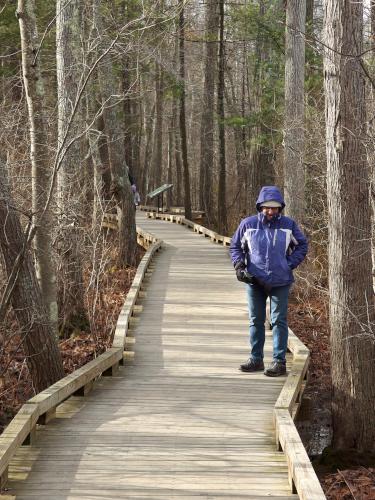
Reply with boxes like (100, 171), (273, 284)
(178, 0), (192, 220)
(0, 159), (64, 392)
(369, 0), (375, 275)
(56, 0), (88, 334)
(140, 99), (155, 199)
(172, 32), (183, 206)
(284, 0), (306, 222)
(93, 0), (137, 267)
(306, 0), (313, 29)
(217, 0), (227, 234)
(248, 0), (271, 208)
(86, 75), (105, 233)
(199, 0), (217, 224)
(151, 62), (164, 190)
(16, 0), (58, 327)
(324, 0), (375, 451)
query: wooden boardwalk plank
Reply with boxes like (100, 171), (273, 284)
(7, 212), (298, 499)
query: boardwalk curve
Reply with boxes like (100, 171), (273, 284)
(4, 212), (318, 499)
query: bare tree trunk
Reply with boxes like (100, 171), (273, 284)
(56, 0), (88, 334)
(87, 78), (104, 233)
(151, 63), (164, 190)
(170, 32), (183, 207)
(249, 1), (270, 210)
(224, 49), (249, 215)
(120, 1), (142, 187)
(168, 34), (183, 208)
(122, 57), (136, 181)
(93, 0), (137, 267)
(85, 6), (105, 230)
(217, 0), (227, 234)
(179, 0), (192, 220)
(284, 0), (306, 221)
(172, 98), (183, 206)
(369, 1), (375, 275)
(140, 100), (155, 201)
(167, 123), (173, 208)
(324, 0), (375, 452)
(0, 160), (64, 392)
(100, 66), (137, 267)
(16, 0), (57, 328)
(199, 0), (217, 224)
(238, 48), (249, 212)
(306, 0), (313, 26)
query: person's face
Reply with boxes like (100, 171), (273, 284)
(262, 206), (280, 220)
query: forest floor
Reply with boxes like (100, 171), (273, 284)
(1, 241), (375, 499)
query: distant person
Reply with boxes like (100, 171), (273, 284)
(132, 184), (140, 206)
(128, 171), (135, 186)
(128, 171), (140, 206)
(230, 186), (308, 377)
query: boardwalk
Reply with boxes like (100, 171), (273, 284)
(7, 212), (298, 499)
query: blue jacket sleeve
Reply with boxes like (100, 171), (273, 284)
(287, 221), (308, 269)
(230, 222), (245, 267)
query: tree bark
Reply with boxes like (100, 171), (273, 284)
(122, 57), (136, 182)
(306, 0), (314, 27)
(0, 160), (64, 392)
(178, 1), (192, 220)
(93, 0), (137, 267)
(140, 100), (155, 200)
(86, 76), (104, 233)
(249, 0), (270, 211)
(199, 0), (217, 225)
(324, 0), (375, 452)
(369, 1), (375, 275)
(151, 63), (164, 190)
(173, 97), (183, 206)
(172, 34), (183, 206)
(56, 0), (88, 334)
(167, 124), (173, 208)
(224, 47), (249, 214)
(284, 0), (306, 221)
(16, 0), (58, 328)
(217, 0), (227, 234)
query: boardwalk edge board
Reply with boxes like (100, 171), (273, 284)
(144, 208), (326, 500)
(0, 227), (162, 487)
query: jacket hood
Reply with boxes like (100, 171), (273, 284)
(256, 186), (285, 212)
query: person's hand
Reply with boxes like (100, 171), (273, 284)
(234, 262), (256, 284)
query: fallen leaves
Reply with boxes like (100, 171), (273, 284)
(322, 467), (375, 499)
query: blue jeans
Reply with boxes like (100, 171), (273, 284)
(246, 283), (290, 362)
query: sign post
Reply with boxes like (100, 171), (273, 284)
(146, 184), (173, 213)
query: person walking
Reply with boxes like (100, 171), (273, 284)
(128, 171), (141, 207)
(230, 186), (308, 376)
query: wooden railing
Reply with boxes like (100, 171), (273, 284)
(146, 210), (326, 500)
(138, 205), (205, 219)
(0, 226), (162, 490)
(274, 332), (325, 499)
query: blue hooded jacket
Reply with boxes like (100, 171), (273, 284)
(230, 186), (308, 287)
